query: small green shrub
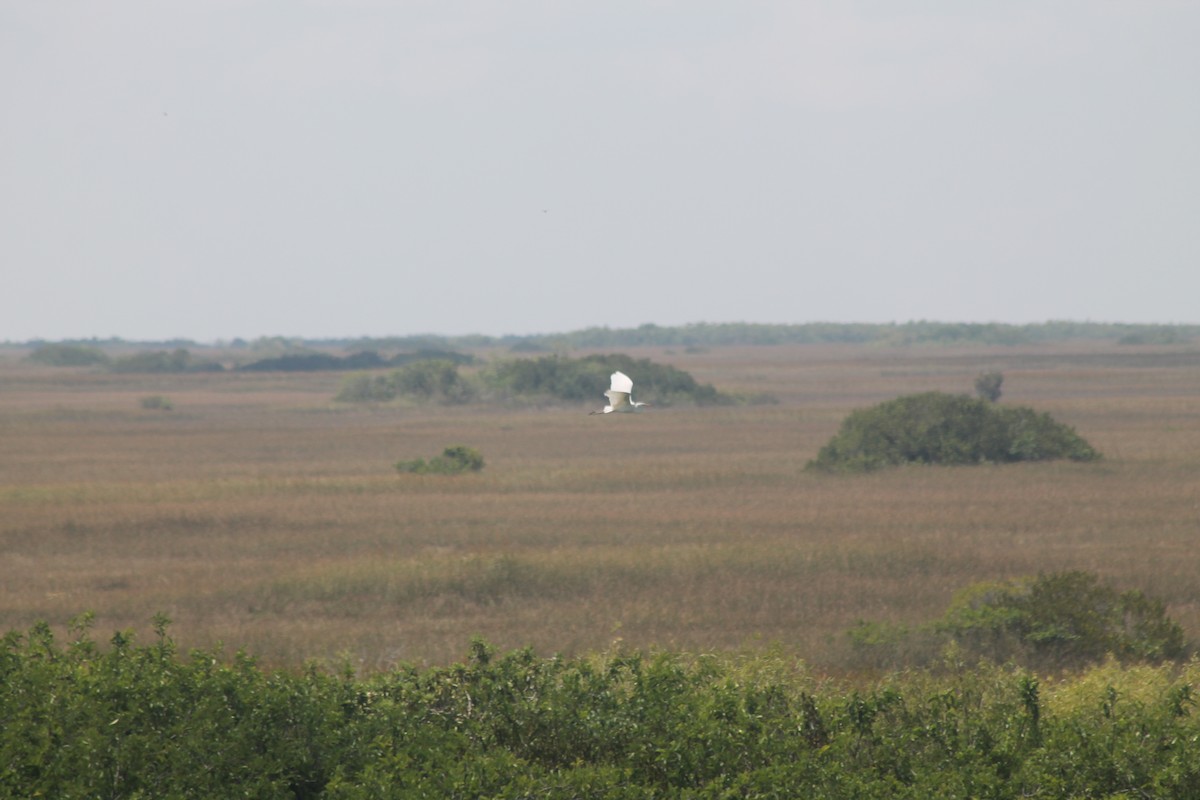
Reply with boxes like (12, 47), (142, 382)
(974, 371), (1004, 402)
(396, 445), (484, 475)
(139, 395), (173, 411)
(808, 391), (1100, 472)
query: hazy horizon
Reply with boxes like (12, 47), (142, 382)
(4, 3), (1197, 342)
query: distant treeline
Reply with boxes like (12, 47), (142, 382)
(304, 321), (1199, 350)
(17, 322), (1200, 363)
(489, 321), (1200, 349)
(237, 349), (473, 373)
(26, 345), (473, 373)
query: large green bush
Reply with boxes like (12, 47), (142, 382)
(808, 391), (1100, 472)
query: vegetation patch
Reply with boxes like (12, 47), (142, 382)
(395, 445), (484, 475)
(337, 359), (477, 404)
(26, 343), (110, 367)
(337, 353), (764, 407)
(808, 391), (1100, 472)
(5, 618), (1200, 798)
(848, 571), (1188, 672)
(109, 348), (224, 373)
(487, 353), (754, 406)
(139, 395), (174, 411)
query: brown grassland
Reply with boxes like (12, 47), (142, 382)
(2, 342), (1199, 674)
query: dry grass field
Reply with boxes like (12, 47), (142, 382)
(2, 342), (1199, 673)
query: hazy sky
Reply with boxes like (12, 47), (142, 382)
(3, 2), (1198, 342)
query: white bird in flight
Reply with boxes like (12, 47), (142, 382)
(590, 371), (651, 415)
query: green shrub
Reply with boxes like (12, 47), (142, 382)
(808, 391), (1100, 472)
(396, 445), (484, 475)
(974, 371), (1004, 402)
(938, 571), (1187, 669)
(849, 572), (1188, 672)
(139, 395), (174, 411)
(390, 360), (476, 404)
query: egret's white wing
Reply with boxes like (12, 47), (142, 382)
(609, 371), (633, 394)
(604, 390), (631, 410)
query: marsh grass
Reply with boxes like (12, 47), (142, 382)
(2, 344), (1199, 671)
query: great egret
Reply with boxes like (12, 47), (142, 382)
(590, 371), (651, 415)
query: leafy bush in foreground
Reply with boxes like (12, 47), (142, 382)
(809, 391), (1100, 472)
(396, 445), (484, 475)
(4, 620), (1200, 798)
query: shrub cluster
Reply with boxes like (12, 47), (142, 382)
(809, 391), (1101, 472)
(396, 445), (484, 475)
(5, 620), (1200, 798)
(488, 353), (739, 406)
(337, 360), (478, 404)
(848, 571), (1188, 673)
(109, 348), (224, 373)
(336, 353), (758, 408)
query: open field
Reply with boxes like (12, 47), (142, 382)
(2, 342), (1199, 672)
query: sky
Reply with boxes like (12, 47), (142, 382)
(2, 1), (1198, 342)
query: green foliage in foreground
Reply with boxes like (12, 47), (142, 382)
(809, 391), (1101, 472)
(396, 445), (484, 475)
(5, 620), (1200, 799)
(850, 571), (1188, 673)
